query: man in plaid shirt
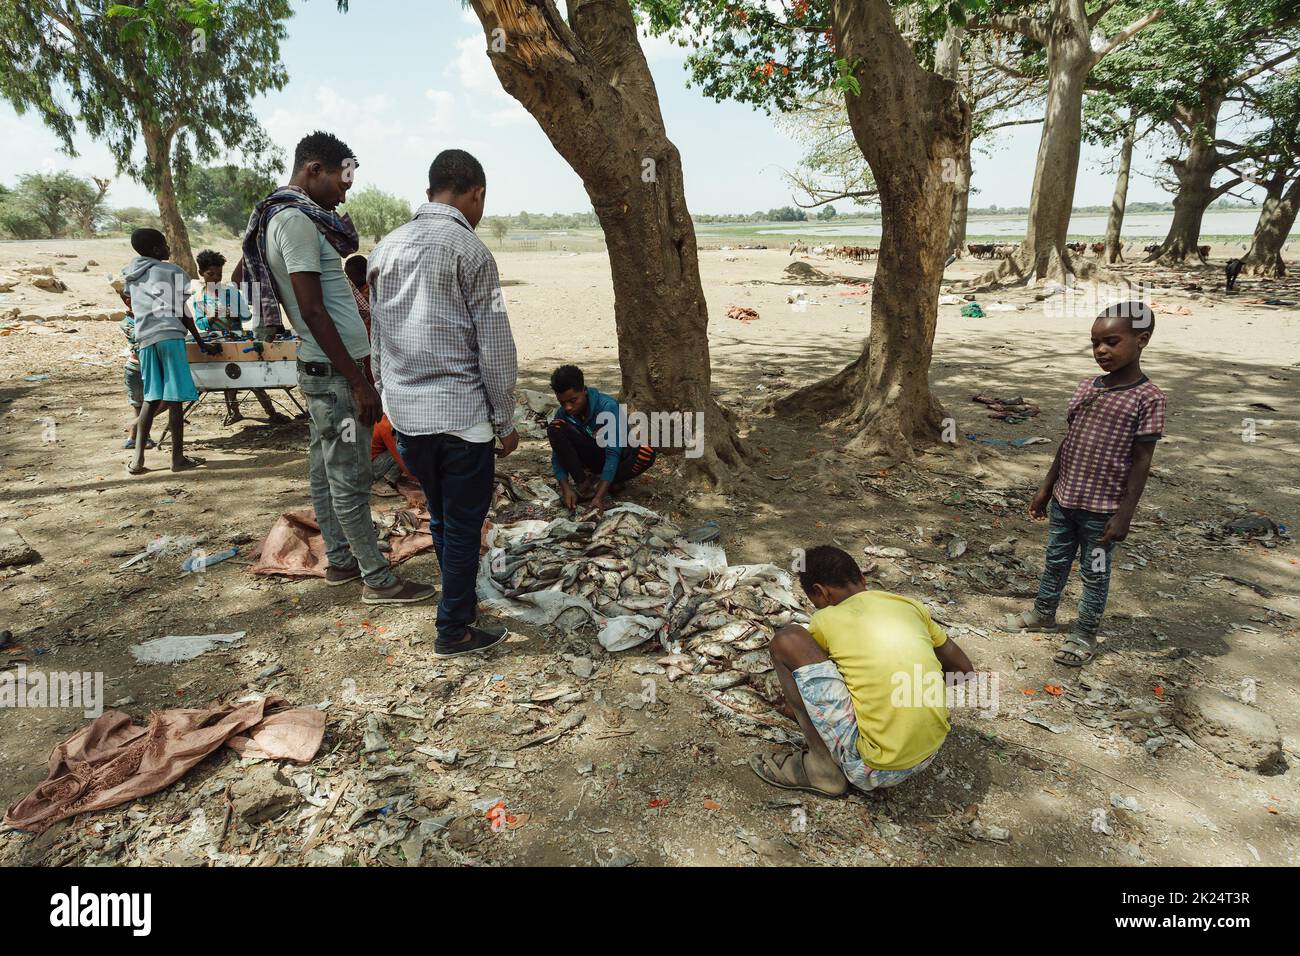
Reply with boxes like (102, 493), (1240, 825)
(368, 149), (519, 658)
(1002, 301), (1165, 666)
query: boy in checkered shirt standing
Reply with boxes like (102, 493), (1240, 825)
(1002, 301), (1166, 666)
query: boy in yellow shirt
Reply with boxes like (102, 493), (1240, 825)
(751, 545), (974, 796)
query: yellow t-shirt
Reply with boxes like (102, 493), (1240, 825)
(808, 589), (951, 770)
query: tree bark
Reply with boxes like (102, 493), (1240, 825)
(142, 120), (197, 275)
(775, 0), (967, 459)
(937, 24), (970, 258)
(467, 0), (742, 480)
(1153, 101), (1224, 263)
(1244, 174), (1300, 276)
(1018, 5), (1092, 279)
(969, 0), (1160, 288)
(1104, 121), (1133, 263)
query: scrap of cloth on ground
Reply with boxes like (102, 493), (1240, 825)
(3, 696), (325, 834)
(249, 485), (432, 577)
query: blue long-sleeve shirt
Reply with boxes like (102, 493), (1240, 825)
(551, 386), (626, 484)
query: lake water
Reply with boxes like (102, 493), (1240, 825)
(697, 209), (1287, 240)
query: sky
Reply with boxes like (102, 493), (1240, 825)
(1, 0), (1180, 217)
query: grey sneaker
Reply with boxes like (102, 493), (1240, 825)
(325, 565), (362, 587)
(362, 578), (437, 605)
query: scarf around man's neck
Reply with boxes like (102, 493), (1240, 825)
(241, 185), (360, 331)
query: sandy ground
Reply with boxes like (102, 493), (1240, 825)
(1, 237), (1297, 867)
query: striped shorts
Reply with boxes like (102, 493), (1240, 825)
(792, 660), (939, 791)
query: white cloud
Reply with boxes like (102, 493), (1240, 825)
(448, 33), (529, 126)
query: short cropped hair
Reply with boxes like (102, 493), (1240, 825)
(550, 364), (585, 394)
(293, 130), (355, 173)
(798, 545), (865, 593)
(196, 249), (226, 272)
(1097, 300), (1155, 335)
(130, 227), (166, 256)
(428, 149), (486, 195)
(344, 254), (367, 289)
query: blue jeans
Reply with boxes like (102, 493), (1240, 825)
(296, 362), (397, 589)
(1033, 499), (1116, 636)
(396, 431), (495, 643)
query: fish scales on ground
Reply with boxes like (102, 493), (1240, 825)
(480, 494), (809, 709)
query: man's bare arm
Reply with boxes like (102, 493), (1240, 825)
(288, 271), (381, 425)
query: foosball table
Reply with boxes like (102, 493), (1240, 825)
(156, 335), (305, 444)
(185, 335), (301, 392)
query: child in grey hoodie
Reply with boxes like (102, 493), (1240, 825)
(122, 228), (218, 474)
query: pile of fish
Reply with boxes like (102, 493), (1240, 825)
(478, 500), (809, 733)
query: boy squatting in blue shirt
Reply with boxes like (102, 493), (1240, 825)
(546, 364), (656, 513)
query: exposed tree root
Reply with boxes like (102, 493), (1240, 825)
(773, 353), (944, 463)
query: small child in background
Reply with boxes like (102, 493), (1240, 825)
(111, 277), (153, 451)
(190, 248), (288, 426)
(122, 228), (218, 474)
(1002, 301), (1166, 666)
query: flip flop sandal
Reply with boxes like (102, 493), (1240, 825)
(749, 749), (845, 798)
(1054, 633), (1096, 667)
(171, 455), (206, 472)
(1000, 609), (1059, 632)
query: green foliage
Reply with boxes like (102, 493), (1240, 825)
(180, 163), (280, 234)
(0, 172), (108, 238)
(1087, 0), (1300, 144)
(106, 206), (164, 234)
(639, 0), (986, 113)
(0, 2), (290, 203)
(767, 205), (808, 221)
(817, 204), (838, 220)
(346, 186), (412, 243)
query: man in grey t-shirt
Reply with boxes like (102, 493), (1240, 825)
(260, 131), (434, 606)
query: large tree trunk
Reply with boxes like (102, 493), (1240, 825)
(1020, 16), (1090, 277)
(1104, 121), (1133, 263)
(141, 120), (197, 276)
(468, 0), (742, 480)
(1153, 101), (1225, 264)
(937, 24), (970, 259)
(775, 0), (966, 459)
(1244, 174), (1300, 277)
(970, 0), (1095, 287)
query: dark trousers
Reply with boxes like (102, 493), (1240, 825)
(396, 431), (495, 643)
(547, 418), (655, 484)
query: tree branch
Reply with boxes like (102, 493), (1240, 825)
(1087, 0), (1120, 29)
(971, 14), (1049, 46)
(1091, 8), (1164, 67)
(984, 116), (1044, 131)
(1229, 47), (1299, 87)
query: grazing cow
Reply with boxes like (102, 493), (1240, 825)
(1144, 243), (1163, 256)
(1090, 242), (1106, 256)
(1066, 242), (1086, 254)
(789, 241), (808, 256)
(1225, 257), (1244, 291)
(1198, 244), (1211, 259)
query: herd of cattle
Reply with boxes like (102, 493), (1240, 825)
(789, 241), (880, 260)
(788, 239), (1220, 261)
